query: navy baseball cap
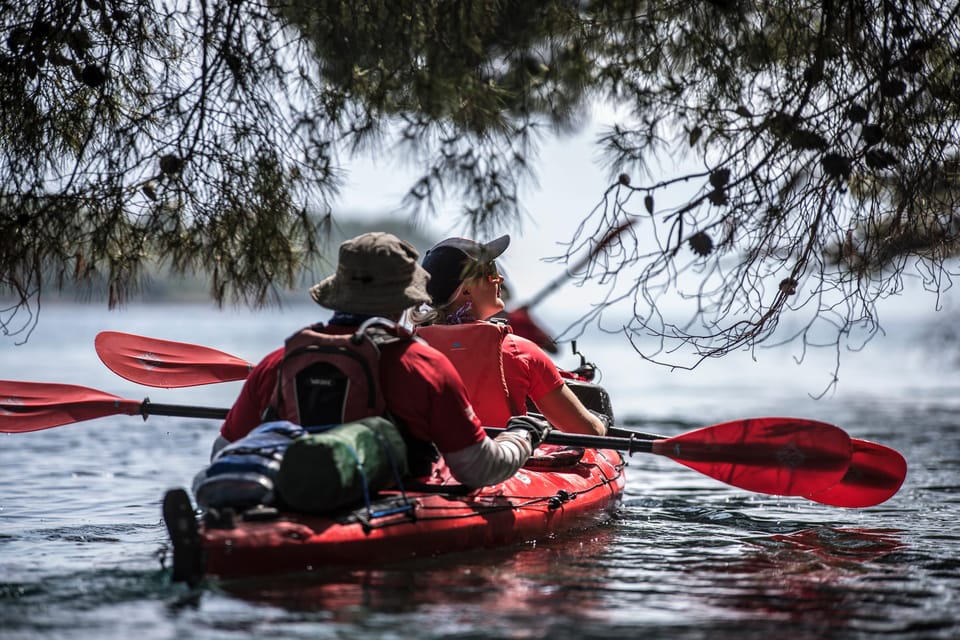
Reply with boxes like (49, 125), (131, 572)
(421, 235), (510, 305)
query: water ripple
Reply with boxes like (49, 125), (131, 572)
(2, 305), (959, 639)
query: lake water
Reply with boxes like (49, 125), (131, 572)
(1, 303), (958, 639)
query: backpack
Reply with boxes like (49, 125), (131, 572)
(194, 318), (424, 514)
(265, 317), (407, 427)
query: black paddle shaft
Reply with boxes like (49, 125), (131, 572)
(140, 399), (229, 421)
(483, 427), (655, 454)
(138, 402), (661, 453)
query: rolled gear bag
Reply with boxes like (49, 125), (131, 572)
(276, 415), (409, 513)
(193, 421), (305, 509)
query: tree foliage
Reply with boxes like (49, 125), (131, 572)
(568, 0), (960, 377)
(2, 1), (959, 377)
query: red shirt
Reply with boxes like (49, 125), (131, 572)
(220, 325), (486, 454)
(501, 332), (565, 404)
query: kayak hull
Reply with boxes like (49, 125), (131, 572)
(185, 447), (626, 579)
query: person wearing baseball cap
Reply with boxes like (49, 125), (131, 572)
(420, 235), (511, 314)
(415, 235), (607, 436)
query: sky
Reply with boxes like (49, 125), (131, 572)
(334, 110), (641, 319)
(336, 113), (952, 310)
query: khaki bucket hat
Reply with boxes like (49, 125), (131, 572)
(310, 232), (432, 314)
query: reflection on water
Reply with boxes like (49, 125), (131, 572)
(220, 530), (619, 617)
(1, 305), (959, 639)
(709, 528), (910, 636)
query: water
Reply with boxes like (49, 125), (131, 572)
(2, 303), (958, 639)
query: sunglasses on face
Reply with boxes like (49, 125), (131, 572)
(464, 260), (503, 284)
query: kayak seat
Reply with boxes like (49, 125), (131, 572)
(561, 378), (615, 422)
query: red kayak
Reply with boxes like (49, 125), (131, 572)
(164, 444), (626, 583)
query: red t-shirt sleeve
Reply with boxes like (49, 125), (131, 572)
(381, 341), (486, 453)
(503, 334), (564, 402)
(219, 347), (284, 442)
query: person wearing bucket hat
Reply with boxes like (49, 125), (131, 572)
(215, 232), (549, 488)
(308, 231), (432, 314)
(414, 236), (607, 437)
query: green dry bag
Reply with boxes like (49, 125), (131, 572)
(276, 416), (408, 513)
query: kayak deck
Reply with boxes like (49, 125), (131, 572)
(166, 446), (626, 581)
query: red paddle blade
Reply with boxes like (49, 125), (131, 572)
(0, 380), (140, 433)
(652, 417), (851, 496)
(95, 331), (251, 388)
(804, 439), (907, 508)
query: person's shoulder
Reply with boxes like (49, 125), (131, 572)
(504, 332), (560, 371)
(251, 346), (284, 372)
(385, 337), (466, 389)
(503, 331), (544, 355)
(394, 337), (464, 372)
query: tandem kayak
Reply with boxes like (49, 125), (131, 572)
(163, 444), (626, 584)
(160, 374), (626, 584)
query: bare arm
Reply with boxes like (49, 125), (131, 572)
(534, 384), (607, 435)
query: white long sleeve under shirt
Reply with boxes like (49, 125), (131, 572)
(442, 430), (533, 487)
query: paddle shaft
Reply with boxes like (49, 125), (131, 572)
(77, 398), (656, 451)
(135, 405), (846, 476)
(486, 427), (655, 453)
(142, 403), (655, 453)
(141, 401), (229, 421)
